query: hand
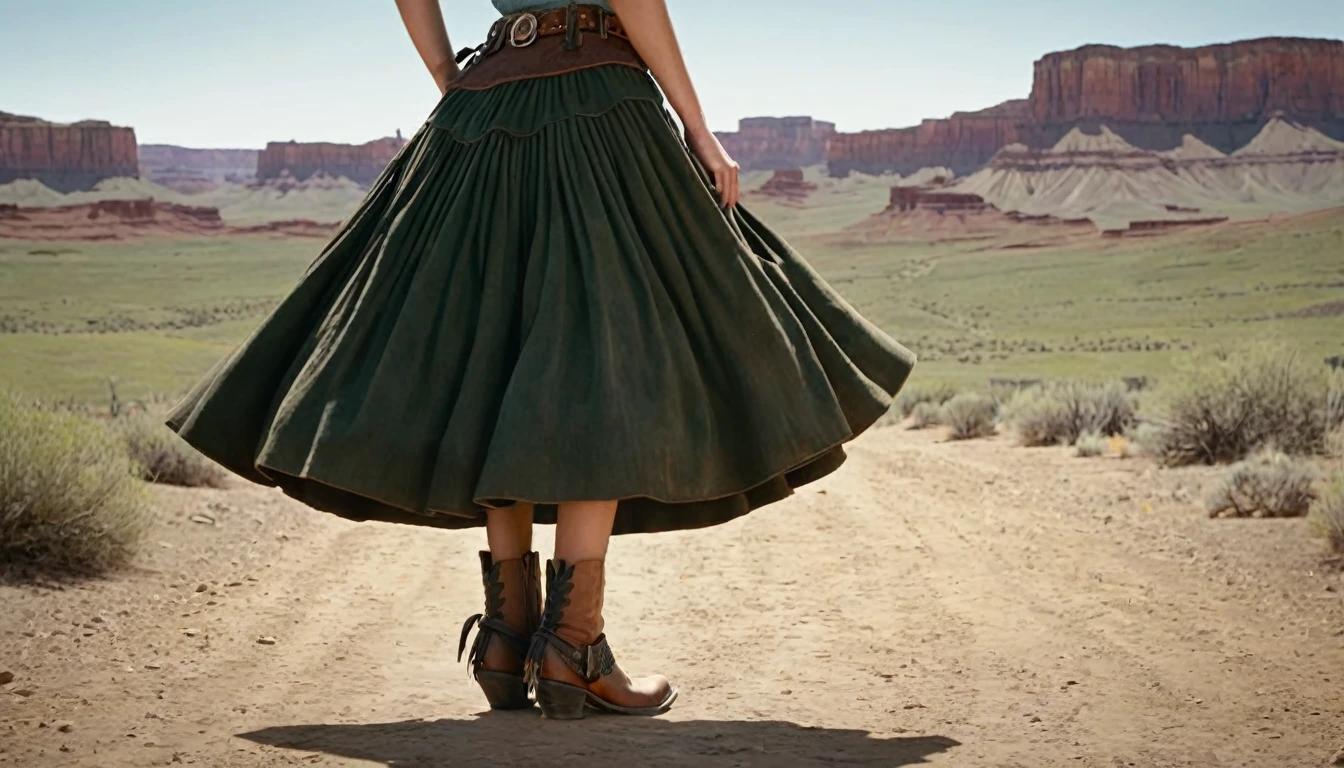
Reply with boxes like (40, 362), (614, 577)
(685, 126), (740, 208)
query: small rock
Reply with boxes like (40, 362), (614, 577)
(57, 721), (73, 733)
(1030, 716), (1042, 723)
(257, 636), (277, 646)
(195, 583), (209, 593)
(781, 689), (792, 695)
(1330, 747), (1344, 765)
(90, 616), (104, 624)
(182, 629), (200, 637)
(144, 663), (162, 671)
(14, 688), (36, 697)
(60, 744), (71, 752)
(189, 514), (215, 526)
(0, 671), (14, 685)
(225, 582), (243, 588)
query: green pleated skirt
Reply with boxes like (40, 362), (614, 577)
(166, 64), (916, 535)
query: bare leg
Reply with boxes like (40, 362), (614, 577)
(554, 500), (617, 563)
(486, 502), (534, 561)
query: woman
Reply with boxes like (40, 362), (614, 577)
(167, 0), (915, 720)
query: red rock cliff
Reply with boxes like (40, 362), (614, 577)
(716, 116), (836, 171)
(256, 135), (408, 187)
(827, 37), (1344, 176)
(1027, 37), (1344, 151)
(0, 112), (139, 193)
(827, 100), (1028, 177)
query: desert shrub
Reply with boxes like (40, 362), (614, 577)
(942, 393), (997, 440)
(1309, 471), (1344, 553)
(909, 401), (944, 430)
(1149, 347), (1329, 466)
(1205, 450), (1319, 519)
(0, 396), (150, 573)
(1326, 428), (1344, 461)
(1003, 380), (1138, 447)
(1075, 431), (1107, 457)
(1126, 421), (1164, 457)
(1324, 370), (1344, 433)
(114, 415), (225, 488)
(894, 382), (959, 418)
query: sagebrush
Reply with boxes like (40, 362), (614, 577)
(909, 401), (943, 430)
(0, 397), (150, 573)
(115, 415), (226, 488)
(1003, 380), (1137, 447)
(1310, 471), (1344, 553)
(895, 383), (959, 418)
(1075, 432), (1107, 457)
(1148, 347), (1331, 466)
(1205, 450), (1319, 519)
(942, 393), (997, 440)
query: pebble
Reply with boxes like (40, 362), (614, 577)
(194, 584), (209, 593)
(0, 671), (13, 685)
(14, 689), (35, 697)
(257, 636), (277, 646)
(189, 514), (216, 526)
(144, 663), (162, 671)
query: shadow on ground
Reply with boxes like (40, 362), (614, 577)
(241, 712), (961, 767)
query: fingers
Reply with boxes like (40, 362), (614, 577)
(716, 163), (740, 209)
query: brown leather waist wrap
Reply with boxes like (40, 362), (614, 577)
(448, 5), (647, 92)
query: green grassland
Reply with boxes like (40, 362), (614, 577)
(1, 186), (1342, 405)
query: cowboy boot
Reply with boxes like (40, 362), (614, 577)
(458, 551), (541, 709)
(523, 559), (677, 719)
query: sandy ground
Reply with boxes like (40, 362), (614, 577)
(2, 426), (1342, 768)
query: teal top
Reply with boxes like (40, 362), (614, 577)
(492, 0), (612, 13)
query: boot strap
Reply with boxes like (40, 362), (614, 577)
(531, 627), (616, 683)
(458, 613), (531, 664)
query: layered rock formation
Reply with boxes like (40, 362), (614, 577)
(0, 112), (139, 193)
(256, 134), (407, 187)
(0, 199), (222, 240)
(850, 185), (1092, 242)
(828, 37), (1344, 177)
(139, 145), (259, 192)
(950, 117), (1344, 226)
(827, 100), (1028, 178)
(716, 117), (836, 171)
(1028, 37), (1344, 151)
(751, 168), (818, 203)
(0, 198), (339, 241)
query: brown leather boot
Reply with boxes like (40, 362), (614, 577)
(458, 551), (541, 709)
(523, 559), (677, 719)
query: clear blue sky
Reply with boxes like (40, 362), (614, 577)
(2, 1), (1340, 148)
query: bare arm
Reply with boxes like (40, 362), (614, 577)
(608, 0), (740, 207)
(395, 0), (458, 95)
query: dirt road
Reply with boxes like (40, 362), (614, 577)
(3, 427), (1342, 767)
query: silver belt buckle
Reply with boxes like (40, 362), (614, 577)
(509, 12), (539, 47)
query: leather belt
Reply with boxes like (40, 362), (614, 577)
(456, 4), (629, 70)
(446, 4), (645, 93)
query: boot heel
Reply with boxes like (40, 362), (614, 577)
(536, 680), (589, 720)
(475, 670), (532, 710)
